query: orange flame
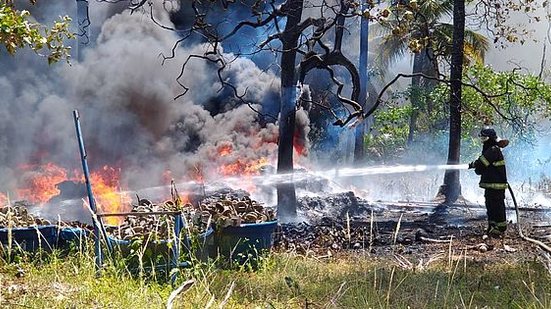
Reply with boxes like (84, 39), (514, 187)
(218, 157), (268, 176)
(293, 130), (307, 157)
(218, 144), (233, 157)
(217, 157), (269, 193)
(89, 166), (131, 222)
(175, 191), (191, 206)
(17, 163), (69, 204)
(0, 192), (7, 206)
(14, 163), (131, 225)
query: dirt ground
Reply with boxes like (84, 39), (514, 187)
(274, 192), (551, 266)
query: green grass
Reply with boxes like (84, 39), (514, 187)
(1, 245), (550, 308)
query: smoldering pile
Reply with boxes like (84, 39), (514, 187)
(0, 202), (52, 228)
(296, 191), (382, 224)
(276, 219), (374, 252)
(197, 194), (276, 228)
(108, 190), (276, 241)
(275, 192), (375, 252)
(274, 191), (431, 253)
(108, 199), (186, 241)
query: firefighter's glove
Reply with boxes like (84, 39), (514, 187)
(468, 162), (475, 169)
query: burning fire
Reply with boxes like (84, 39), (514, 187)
(293, 130), (307, 157)
(17, 163), (69, 204)
(14, 163), (131, 224)
(8, 133), (304, 224)
(211, 144), (271, 193)
(218, 144), (233, 157)
(214, 143), (270, 177)
(0, 192), (7, 206)
(89, 166), (132, 217)
(218, 157), (269, 176)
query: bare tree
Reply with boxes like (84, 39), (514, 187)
(126, 0), (386, 220)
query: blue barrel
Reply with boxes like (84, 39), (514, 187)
(59, 227), (90, 248)
(211, 220), (278, 261)
(0, 225), (59, 252)
(182, 227), (214, 262)
(108, 227), (214, 258)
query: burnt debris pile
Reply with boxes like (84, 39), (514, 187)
(274, 191), (477, 254)
(198, 194), (276, 228)
(275, 191), (379, 252)
(0, 202), (53, 228)
(106, 199), (183, 241)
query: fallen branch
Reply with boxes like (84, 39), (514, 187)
(418, 236), (454, 243)
(510, 186), (551, 253)
(166, 279), (195, 309)
(219, 281), (236, 309)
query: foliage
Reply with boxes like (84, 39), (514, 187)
(380, 0), (543, 55)
(0, 1), (73, 63)
(365, 101), (412, 161)
(365, 65), (551, 161)
(374, 0), (489, 71)
(429, 65), (551, 138)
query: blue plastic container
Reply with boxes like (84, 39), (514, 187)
(108, 227), (214, 258)
(59, 227), (89, 248)
(183, 227), (214, 261)
(0, 225), (59, 252)
(211, 220), (278, 261)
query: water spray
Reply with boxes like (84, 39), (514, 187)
(243, 163), (470, 187)
(54, 164), (470, 208)
(317, 164), (469, 178)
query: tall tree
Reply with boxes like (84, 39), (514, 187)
(276, 0), (304, 219)
(353, 3), (371, 164)
(438, 0), (465, 203)
(373, 0), (488, 144)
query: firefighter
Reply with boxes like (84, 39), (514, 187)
(468, 128), (508, 236)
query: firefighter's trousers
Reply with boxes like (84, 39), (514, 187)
(484, 189), (507, 233)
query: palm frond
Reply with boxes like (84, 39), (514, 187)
(370, 22), (393, 38)
(431, 23), (489, 64)
(419, 0), (453, 21)
(464, 30), (490, 62)
(372, 34), (409, 74)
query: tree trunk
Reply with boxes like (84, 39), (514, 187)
(277, 0), (303, 221)
(407, 52), (424, 145)
(407, 48), (438, 145)
(354, 5), (370, 164)
(438, 0), (465, 204)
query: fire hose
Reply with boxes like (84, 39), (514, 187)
(508, 184), (551, 253)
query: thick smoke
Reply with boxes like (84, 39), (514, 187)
(0, 3), (284, 205)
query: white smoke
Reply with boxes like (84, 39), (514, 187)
(0, 3), (283, 205)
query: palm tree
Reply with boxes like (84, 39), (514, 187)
(372, 0), (489, 143)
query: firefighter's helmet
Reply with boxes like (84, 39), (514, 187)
(479, 128), (497, 139)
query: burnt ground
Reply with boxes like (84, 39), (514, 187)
(274, 192), (551, 266)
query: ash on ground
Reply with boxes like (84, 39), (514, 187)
(275, 191), (551, 262)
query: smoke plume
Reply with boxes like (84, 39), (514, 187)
(0, 2), (286, 208)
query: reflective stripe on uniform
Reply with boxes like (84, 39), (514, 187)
(479, 182), (509, 190)
(479, 155), (490, 167)
(493, 160), (505, 166)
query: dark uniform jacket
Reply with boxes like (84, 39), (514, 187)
(472, 142), (508, 190)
